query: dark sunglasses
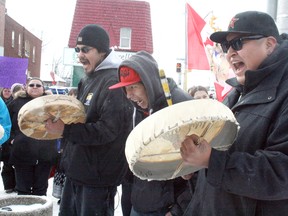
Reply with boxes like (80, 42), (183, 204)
(28, 83), (42, 88)
(221, 35), (266, 53)
(74, 46), (93, 54)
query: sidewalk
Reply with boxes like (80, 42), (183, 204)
(0, 165), (123, 215)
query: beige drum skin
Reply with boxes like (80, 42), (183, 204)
(18, 95), (86, 140)
(126, 99), (239, 181)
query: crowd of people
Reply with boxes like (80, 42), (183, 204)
(1, 10), (288, 216)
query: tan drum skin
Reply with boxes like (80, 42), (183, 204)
(18, 95), (86, 140)
(125, 99), (239, 181)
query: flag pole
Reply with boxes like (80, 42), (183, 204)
(184, 2), (188, 91)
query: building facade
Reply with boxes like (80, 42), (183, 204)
(69, 0), (153, 52)
(0, 0), (6, 55)
(68, 0), (153, 86)
(0, 0), (42, 78)
(4, 15), (42, 78)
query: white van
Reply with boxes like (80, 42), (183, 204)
(48, 86), (68, 95)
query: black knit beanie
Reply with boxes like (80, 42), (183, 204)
(76, 24), (110, 53)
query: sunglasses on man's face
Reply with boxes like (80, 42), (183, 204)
(28, 83), (42, 88)
(74, 46), (93, 54)
(221, 35), (266, 53)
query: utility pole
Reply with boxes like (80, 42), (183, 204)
(277, 0), (288, 33)
(266, 0), (278, 19)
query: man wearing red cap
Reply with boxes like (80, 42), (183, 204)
(110, 67), (148, 109)
(110, 51), (192, 216)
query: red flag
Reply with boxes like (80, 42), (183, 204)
(214, 82), (225, 102)
(204, 37), (214, 47)
(186, 3), (210, 70)
(214, 81), (232, 102)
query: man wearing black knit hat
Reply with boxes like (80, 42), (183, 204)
(180, 11), (288, 216)
(45, 24), (133, 215)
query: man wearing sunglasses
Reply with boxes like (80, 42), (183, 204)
(181, 11), (288, 215)
(45, 24), (133, 215)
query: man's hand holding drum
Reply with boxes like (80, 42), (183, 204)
(180, 134), (212, 168)
(45, 118), (65, 136)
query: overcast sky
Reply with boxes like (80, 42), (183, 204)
(5, 0), (268, 86)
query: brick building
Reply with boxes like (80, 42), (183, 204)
(0, 0), (5, 52)
(4, 15), (42, 78)
(0, 0), (42, 79)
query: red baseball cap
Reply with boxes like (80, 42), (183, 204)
(109, 67), (141, 89)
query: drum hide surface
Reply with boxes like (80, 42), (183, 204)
(125, 99), (239, 181)
(18, 95), (86, 140)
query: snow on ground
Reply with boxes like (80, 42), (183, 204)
(0, 164), (123, 215)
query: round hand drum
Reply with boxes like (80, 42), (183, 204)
(125, 99), (239, 181)
(18, 95), (86, 140)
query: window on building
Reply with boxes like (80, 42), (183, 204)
(18, 34), (22, 56)
(32, 46), (36, 62)
(120, 27), (131, 49)
(12, 31), (15, 48)
(25, 40), (30, 57)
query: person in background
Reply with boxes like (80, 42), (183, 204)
(45, 24), (133, 215)
(181, 11), (288, 215)
(10, 83), (24, 99)
(0, 96), (11, 145)
(187, 85), (209, 99)
(0, 88), (13, 104)
(0, 86), (17, 193)
(109, 51), (192, 216)
(67, 88), (78, 97)
(7, 77), (58, 196)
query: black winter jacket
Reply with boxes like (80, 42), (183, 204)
(184, 40), (288, 215)
(119, 51), (193, 214)
(61, 50), (133, 187)
(8, 92), (58, 166)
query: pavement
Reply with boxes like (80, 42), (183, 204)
(0, 164), (123, 215)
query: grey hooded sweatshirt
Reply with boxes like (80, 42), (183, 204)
(119, 51), (192, 214)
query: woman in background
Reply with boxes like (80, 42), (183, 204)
(188, 86), (209, 99)
(8, 77), (58, 195)
(0, 88), (13, 104)
(0, 87), (15, 193)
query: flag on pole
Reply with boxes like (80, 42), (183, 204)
(186, 3), (210, 70)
